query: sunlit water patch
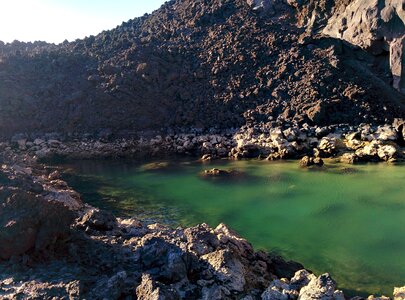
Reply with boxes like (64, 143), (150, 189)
(58, 159), (405, 296)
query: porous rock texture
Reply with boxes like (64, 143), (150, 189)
(321, 0), (405, 93)
(0, 152), (78, 260)
(0, 0), (404, 139)
(0, 191), (74, 260)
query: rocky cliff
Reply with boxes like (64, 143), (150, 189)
(0, 0), (404, 138)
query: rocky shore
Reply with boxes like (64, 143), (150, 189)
(0, 0), (404, 297)
(1, 122), (405, 299)
(6, 120), (405, 164)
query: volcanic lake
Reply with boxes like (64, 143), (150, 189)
(58, 158), (405, 296)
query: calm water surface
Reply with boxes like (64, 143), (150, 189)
(59, 158), (405, 296)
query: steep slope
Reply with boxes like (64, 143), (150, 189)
(0, 0), (404, 138)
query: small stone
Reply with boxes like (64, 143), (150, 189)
(377, 144), (397, 162)
(339, 153), (359, 164)
(33, 138), (45, 145)
(394, 286), (405, 300)
(201, 154), (213, 161)
(17, 139), (27, 150)
(48, 170), (61, 180)
(204, 168), (230, 176)
(299, 156), (323, 167)
(79, 208), (117, 231)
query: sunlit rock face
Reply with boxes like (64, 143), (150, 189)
(390, 34), (405, 94)
(246, 0), (271, 10)
(322, 0), (405, 94)
(246, 0), (277, 13)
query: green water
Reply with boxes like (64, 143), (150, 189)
(59, 159), (405, 296)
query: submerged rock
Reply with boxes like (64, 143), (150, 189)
(299, 156), (324, 168)
(141, 162), (171, 171)
(201, 168), (247, 181)
(203, 168), (231, 176)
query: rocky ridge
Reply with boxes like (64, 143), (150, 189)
(0, 0), (404, 138)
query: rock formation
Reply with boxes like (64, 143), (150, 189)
(0, 0), (404, 138)
(320, 0), (405, 93)
(0, 154), (76, 259)
(286, 0), (405, 93)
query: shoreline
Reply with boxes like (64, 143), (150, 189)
(5, 121), (405, 164)
(1, 123), (405, 299)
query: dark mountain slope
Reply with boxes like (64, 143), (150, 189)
(0, 0), (404, 138)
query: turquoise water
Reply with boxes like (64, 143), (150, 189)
(60, 159), (405, 296)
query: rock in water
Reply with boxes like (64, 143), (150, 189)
(298, 273), (344, 300)
(203, 168), (232, 176)
(299, 156), (324, 167)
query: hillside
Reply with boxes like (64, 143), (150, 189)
(0, 0), (404, 138)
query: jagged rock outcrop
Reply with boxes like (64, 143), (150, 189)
(0, 162), (75, 259)
(0, 191), (74, 260)
(0, 0), (404, 139)
(288, 0), (405, 94)
(0, 152), (79, 260)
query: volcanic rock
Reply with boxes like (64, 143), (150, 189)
(0, 191), (74, 260)
(0, 0), (404, 138)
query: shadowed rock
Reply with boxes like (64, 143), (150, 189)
(0, 0), (404, 139)
(0, 191), (74, 260)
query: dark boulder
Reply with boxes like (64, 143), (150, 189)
(78, 208), (117, 231)
(0, 191), (74, 260)
(393, 118), (405, 144)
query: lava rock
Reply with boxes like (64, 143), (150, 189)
(299, 156), (324, 167)
(0, 191), (74, 260)
(79, 208), (117, 231)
